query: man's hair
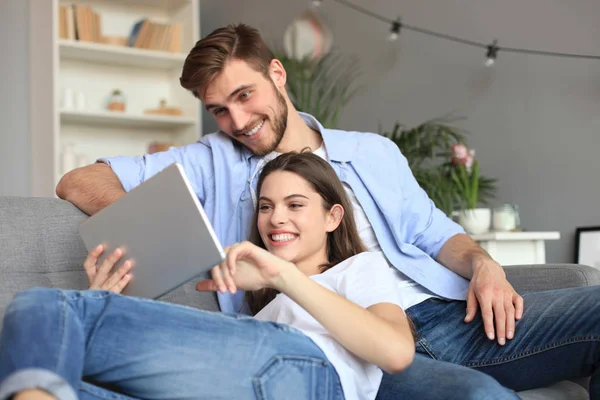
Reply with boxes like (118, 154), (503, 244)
(245, 151), (368, 315)
(179, 24), (275, 98)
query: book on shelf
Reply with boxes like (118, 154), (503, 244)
(59, 4), (101, 42)
(58, 4), (182, 54)
(130, 19), (182, 53)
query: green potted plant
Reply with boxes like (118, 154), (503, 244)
(449, 143), (497, 233)
(380, 118), (497, 220)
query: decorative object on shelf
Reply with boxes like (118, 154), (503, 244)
(148, 141), (175, 154)
(458, 209), (491, 235)
(61, 88), (74, 110)
(74, 91), (86, 110)
(574, 226), (600, 269)
(380, 117), (497, 217)
(450, 143), (496, 234)
(107, 89), (126, 112)
(143, 99), (183, 116)
(492, 203), (520, 232)
(283, 9), (332, 61)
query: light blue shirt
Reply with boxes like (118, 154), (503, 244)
(100, 113), (469, 313)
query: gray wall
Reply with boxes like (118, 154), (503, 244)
(201, 0), (600, 264)
(0, 1), (31, 196)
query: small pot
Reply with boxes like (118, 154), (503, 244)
(458, 208), (491, 235)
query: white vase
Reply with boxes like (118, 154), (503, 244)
(458, 208), (491, 234)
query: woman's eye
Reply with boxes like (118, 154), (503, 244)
(289, 203), (303, 209)
(259, 204), (271, 211)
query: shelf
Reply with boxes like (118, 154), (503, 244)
(59, 40), (186, 70)
(471, 231), (561, 242)
(60, 109), (197, 130)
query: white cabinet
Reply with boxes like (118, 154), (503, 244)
(471, 232), (561, 266)
(29, 0), (200, 197)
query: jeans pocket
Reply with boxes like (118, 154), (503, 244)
(253, 355), (338, 400)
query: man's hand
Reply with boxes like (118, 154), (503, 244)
(464, 257), (524, 345)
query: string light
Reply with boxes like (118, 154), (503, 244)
(327, 0), (600, 62)
(312, 0), (323, 7)
(485, 40), (499, 67)
(388, 18), (402, 41)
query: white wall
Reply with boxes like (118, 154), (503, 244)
(201, 0), (600, 263)
(0, 0), (31, 196)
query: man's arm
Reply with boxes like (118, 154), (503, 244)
(56, 163), (126, 216)
(436, 233), (524, 346)
(435, 233), (491, 279)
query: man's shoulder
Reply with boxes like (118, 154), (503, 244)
(327, 128), (395, 149)
(323, 127), (399, 162)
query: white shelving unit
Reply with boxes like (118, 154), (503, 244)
(29, 0), (201, 197)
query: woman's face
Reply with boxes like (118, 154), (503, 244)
(257, 170), (341, 273)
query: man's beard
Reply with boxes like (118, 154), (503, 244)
(251, 85), (288, 156)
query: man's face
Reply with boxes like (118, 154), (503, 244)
(202, 59), (288, 156)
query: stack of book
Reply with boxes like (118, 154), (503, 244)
(129, 19), (182, 53)
(58, 5), (182, 54)
(58, 4), (101, 42)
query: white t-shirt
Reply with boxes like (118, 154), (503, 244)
(254, 251), (404, 400)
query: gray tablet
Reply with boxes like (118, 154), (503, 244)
(79, 162), (226, 299)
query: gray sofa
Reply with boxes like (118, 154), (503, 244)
(1, 196), (598, 399)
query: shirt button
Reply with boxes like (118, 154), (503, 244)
(341, 161), (346, 165)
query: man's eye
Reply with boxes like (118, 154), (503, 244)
(240, 91), (251, 100)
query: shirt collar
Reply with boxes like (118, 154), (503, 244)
(241, 112), (356, 163)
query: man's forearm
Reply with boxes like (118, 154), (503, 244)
(436, 233), (499, 279)
(56, 163), (126, 216)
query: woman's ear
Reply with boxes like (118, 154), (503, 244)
(326, 204), (344, 233)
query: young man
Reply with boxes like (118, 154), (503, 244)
(57, 24), (599, 399)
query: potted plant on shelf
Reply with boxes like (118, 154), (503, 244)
(450, 144), (496, 234)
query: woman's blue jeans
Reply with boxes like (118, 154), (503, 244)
(0, 288), (344, 400)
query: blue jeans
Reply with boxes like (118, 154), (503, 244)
(377, 285), (600, 400)
(0, 288), (344, 400)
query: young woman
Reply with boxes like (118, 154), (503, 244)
(0, 152), (415, 400)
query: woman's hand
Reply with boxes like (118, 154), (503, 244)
(83, 244), (134, 293)
(196, 241), (294, 294)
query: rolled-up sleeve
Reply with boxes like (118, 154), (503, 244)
(98, 142), (210, 203)
(393, 146), (465, 259)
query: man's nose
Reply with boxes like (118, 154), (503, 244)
(229, 107), (250, 133)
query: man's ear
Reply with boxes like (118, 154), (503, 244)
(326, 204), (344, 233)
(269, 59), (287, 88)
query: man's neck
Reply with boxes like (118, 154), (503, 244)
(276, 111), (323, 153)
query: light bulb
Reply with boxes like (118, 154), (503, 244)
(388, 19), (401, 42)
(312, 0), (322, 7)
(485, 40), (499, 67)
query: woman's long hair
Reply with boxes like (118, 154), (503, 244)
(245, 151), (367, 315)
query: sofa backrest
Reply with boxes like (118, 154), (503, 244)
(0, 196), (220, 331)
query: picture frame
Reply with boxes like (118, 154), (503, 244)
(574, 226), (600, 269)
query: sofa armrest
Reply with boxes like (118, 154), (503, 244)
(504, 264), (600, 294)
